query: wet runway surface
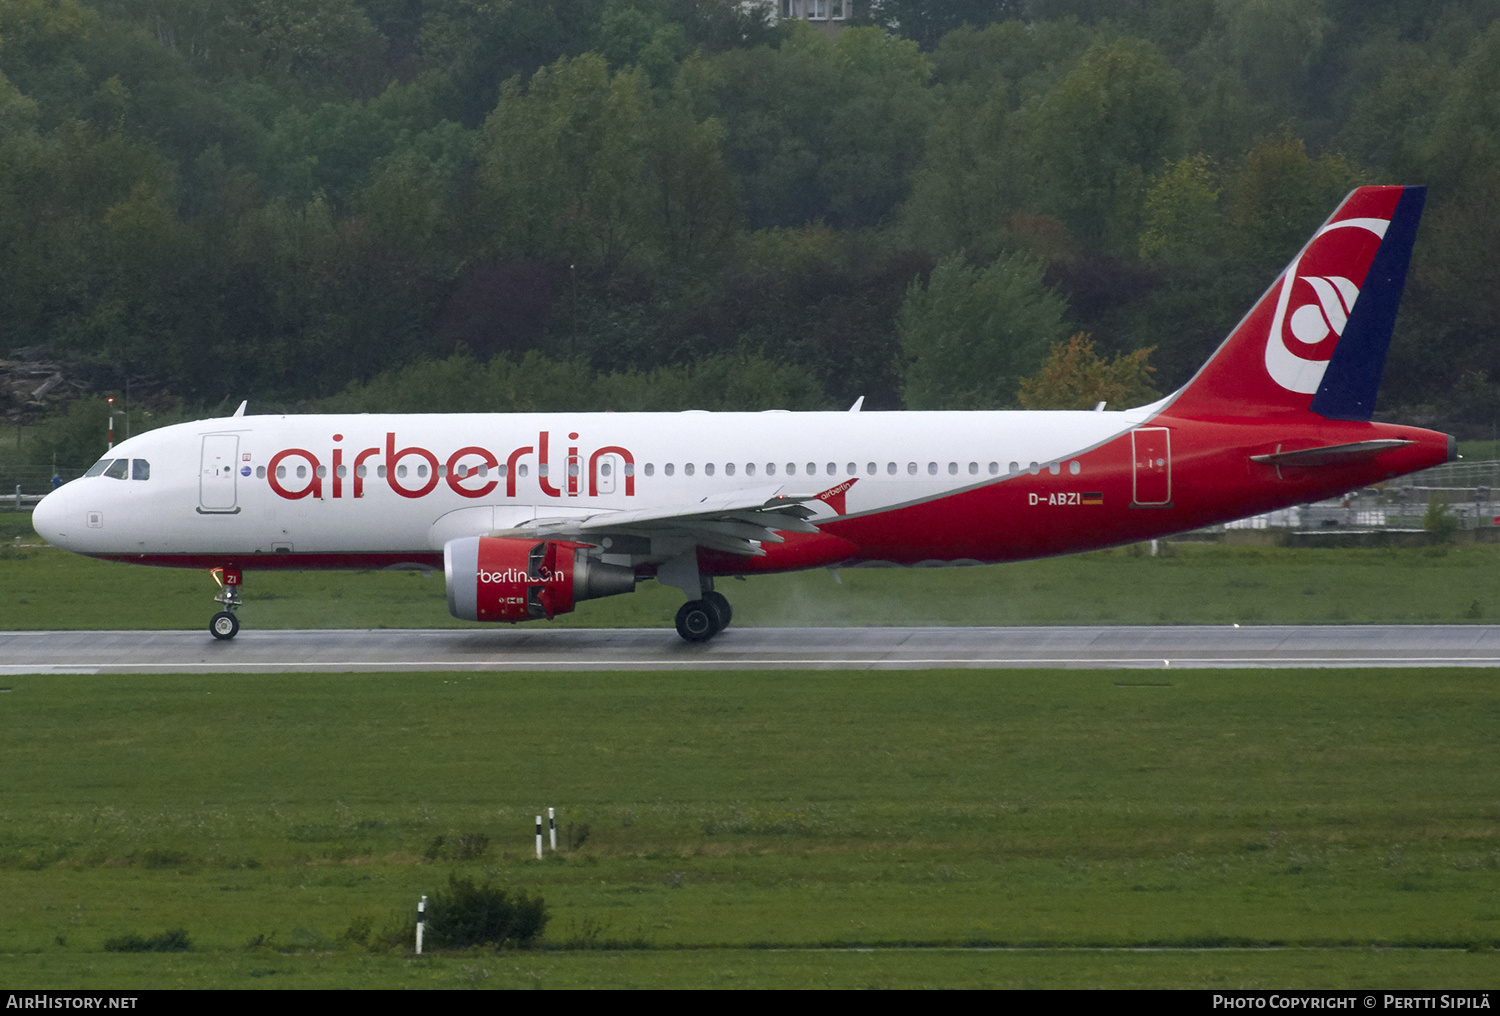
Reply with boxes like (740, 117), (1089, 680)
(5, 624), (1500, 673)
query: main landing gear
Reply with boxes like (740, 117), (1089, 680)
(675, 590), (732, 643)
(209, 567), (243, 640)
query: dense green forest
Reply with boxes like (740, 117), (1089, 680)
(3, 0), (1500, 472)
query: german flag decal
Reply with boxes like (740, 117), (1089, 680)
(1081, 492), (1104, 505)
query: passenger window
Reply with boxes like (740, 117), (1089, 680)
(276, 465), (287, 479)
(827, 463), (836, 476)
(132, 459), (150, 480)
(704, 463), (714, 476)
(85, 459), (112, 477)
(685, 463), (695, 476)
(766, 463), (776, 476)
(990, 462), (1001, 475)
(1009, 462), (1019, 474)
(1049, 462), (1060, 475)
(599, 462), (610, 477)
(644, 464), (655, 476)
(786, 463), (796, 475)
(867, 463), (876, 475)
(745, 463), (756, 476)
(968, 462), (978, 475)
(725, 462), (735, 476)
(907, 462), (917, 475)
(927, 462), (937, 475)
(807, 463), (817, 475)
(256, 466), (266, 479)
(104, 459), (129, 480)
(1069, 460), (1081, 475)
(378, 465), (388, 478)
(948, 462), (958, 475)
(886, 462), (896, 475)
(665, 463), (675, 476)
(847, 463), (857, 475)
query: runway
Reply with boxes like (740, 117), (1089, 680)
(4, 624), (1500, 674)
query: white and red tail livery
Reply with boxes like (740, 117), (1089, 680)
(33, 186), (1452, 641)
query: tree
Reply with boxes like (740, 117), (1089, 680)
(713, 23), (933, 228)
(476, 53), (653, 265)
(1224, 130), (1359, 266)
(1138, 153), (1221, 263)
(897, 253), (1069, 409)
(857, 0), (1023, 51)
(1017, 38), (1187, 253)
(1017, 333), (1158, 410)
(1217, 0), (1331, 112)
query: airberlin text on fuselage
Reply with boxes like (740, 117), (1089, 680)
(265, 431), (636, 502)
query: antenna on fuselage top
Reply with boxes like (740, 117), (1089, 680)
(848, 396), (864, 412)
(232, 400), (247, 418)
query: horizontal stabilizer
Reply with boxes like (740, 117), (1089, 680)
(1249, 439), (1414, 467)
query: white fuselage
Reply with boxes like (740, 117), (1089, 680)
(35, 408), (1156, 560)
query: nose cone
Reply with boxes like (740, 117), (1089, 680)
(31, 486), (71, 548)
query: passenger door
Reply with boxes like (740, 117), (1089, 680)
(199, 434), (239, 512)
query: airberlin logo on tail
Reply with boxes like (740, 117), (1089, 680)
(1264, 215), (1389, 394)
(265, 431), (636, 502)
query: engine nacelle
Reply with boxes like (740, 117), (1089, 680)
(444, 536), (636, 622)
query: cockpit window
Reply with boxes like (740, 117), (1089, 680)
(132, 459), (150, 481)
(103, 459), (129, 480)
(85, 458), (113, 477)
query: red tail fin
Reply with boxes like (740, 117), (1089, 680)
(1165, 185), (1425, 421)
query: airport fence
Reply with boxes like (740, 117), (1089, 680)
(0, 465), (85, 511)
(1217, 459), (1500, 534)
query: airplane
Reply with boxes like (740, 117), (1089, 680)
(31, 185), (1452, 642)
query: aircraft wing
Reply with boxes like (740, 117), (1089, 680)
(495, 486), (822, 556)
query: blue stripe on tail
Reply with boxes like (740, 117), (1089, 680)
(1310, 185), (1426, 421)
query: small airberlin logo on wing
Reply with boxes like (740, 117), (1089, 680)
(1264, 216), (1389, 394)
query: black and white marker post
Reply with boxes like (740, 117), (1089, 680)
(535, 815), (543, 860)
(415, 894), (427, 955)
(549, 807), (557, 852)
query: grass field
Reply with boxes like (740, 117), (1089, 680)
(4, 511), (1499, 987)
(5, 510), (1500, 630)
(0, 668), (1495, 988)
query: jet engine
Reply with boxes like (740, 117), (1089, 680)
(444, 536), (636, 622)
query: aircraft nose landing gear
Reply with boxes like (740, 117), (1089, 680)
(209, 567), (243, 640)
